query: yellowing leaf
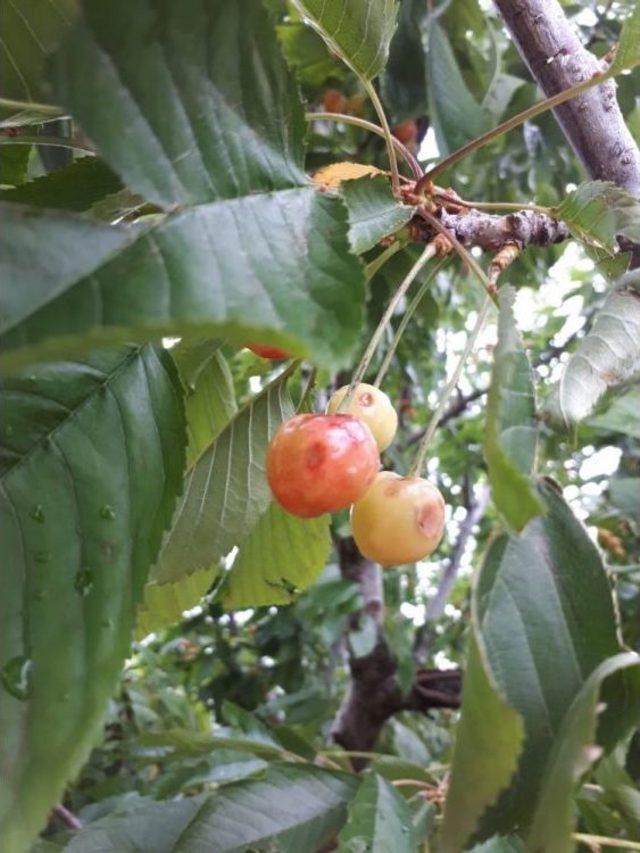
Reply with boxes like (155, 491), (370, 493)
(312, 161), (383, 189)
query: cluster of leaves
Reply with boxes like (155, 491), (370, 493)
(1, 0), (640, 851)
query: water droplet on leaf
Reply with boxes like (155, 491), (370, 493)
(99, 504), (116, 520)
(1, 656), (33, 701)
(30, 505), (45, 523)
(74, 569), (94, 596)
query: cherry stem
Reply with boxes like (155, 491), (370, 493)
(409, 294), (493, 478)
(374, 257), (448, 387)
(0, 96), (65, 117)
(305, 111), (422, 179)
(433, 191), (552, 217)
(362, 79), (401, 194)
(339, 243), (437, 411)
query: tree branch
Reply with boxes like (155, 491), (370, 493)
(493, 0), (640, 261)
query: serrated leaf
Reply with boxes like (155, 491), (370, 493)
(484, 287), (544, 532)
(136, 568), (215, 638)
(222, 501), (331, 609)
(341, 174), (414, 254)
(154, 371), (293, 585)
(0, 191), (364, 373)
(338, 773), (416, 852)
(440, 635), (524, 853)
(0, 0), (77, 104)
(173, 763), (358, 853)
(425, 22), (492, 155)
(171, 340), (237, 467)
(293, 0), (398, 80)
(473, 481), (640, 838)
(53, 0), (306, 208)
(381, 0), (429, 122)
(527, 652), (640, 853)
(0, 157), (121, 211)
(611, 0), (640, 73)
(0, 344), (186, 851)
(587, 388), (640, 439)
(545, 271), (640, 426)
(553, 182), (640, 254)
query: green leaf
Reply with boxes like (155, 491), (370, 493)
(0, 344), (186, 851)
(425, 22), (491, 155)
(545, 271), (640, 426)
(136, 568), (216, 638)
(293, 0), (398, 80)
(611, 1), (640, 73)
(381, 0), (429, 122)
(53, 0), (306, 208)
(139, 727), (285, 760)
(474, 481), (640, 838)
(0, 0), (77, 103)
(153, 370), (293, 585)
(0, 144), (31, 187)
(338, 773), (417, 852)
(0, 192), (365, 373)
(440, 635), (524, 853)
(527, 653), (640, 853)
(610, 477), (640, 517)
(173, 763), (358, 852)
(484, 287), (545, 532)
(0, 157), (121, 211)
(553, 182), (640, 255)
(587, 388), (640, 439)
(221, 501), (331, 609)
(171, 340), (237, 467)
(277, 22), (345, 88)
(341, 174), (414, 254)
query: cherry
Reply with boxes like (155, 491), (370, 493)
(326, 383), (398, 451)
(323, 88), (347, 113)
(351, 471), (445, 567)
(246, 342), (290, 360)
(266, 413), (380, 518)
(392, 120), (418, 146)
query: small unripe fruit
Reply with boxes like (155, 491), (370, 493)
(392, 120), (418, 146)
(247, 342), (290, 360)
(323, 88), (348, 113)
(326, 383), (398, 451)
(351, 471), (445, 567)
(267, 413), (380, 518)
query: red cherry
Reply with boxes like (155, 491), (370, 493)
(246, 343), (291, 360)
(392, 120), (418, 146)
(322, 88), (348, 113)
(266, 413), (380, 518)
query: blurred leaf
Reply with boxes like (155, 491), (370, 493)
(221, 501), (331, 609)
(527, 653), (640, 853)
(0, 157), (121, 210)
(0, 144), (31, 186)
(484, 286), (545, 531)
(277, 22), (345, 87)
(341, 174), (413, 253)
(173, 763), (358, 852)
(338, 773), (416, 852)
(136, 569), (215, 638)
(153, 370), (293, 584)
(293, 0), (398, 80)
(474, 481), (640, 838)
(554, 181), (640, 255)
(546, 271), (640, 426)
(610, 477), (640, 516)
(611, 1), (640, 73)
(468, 838), (523, 853)
(0, 0), (77, 103)
(0, 346), (186, 851)
(425, 22), (491, 155)
(381, 0), (429, 121)
(139, 726), (284, 760)
(587, 388), (640, 439)
(441, 636), (524, 853)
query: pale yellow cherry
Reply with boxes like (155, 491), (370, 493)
(327, 383), (398, 451)
(351, 471), (445, 567)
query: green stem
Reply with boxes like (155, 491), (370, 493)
(340, 243), (437, 411)
(364, 240), (403, 282)
(363, 79), (401, 194)
(374, 258), (447, 387)
(420, 67), (615, 185)
(409, 295), (492, 477)
(0, 97), (65, 118)
(0, 135), (95, 155)
(306, 111), (422, 179)
(434, 192), (552, 217)
(573, 834), (640, 851)
(418, 206), (497, 304)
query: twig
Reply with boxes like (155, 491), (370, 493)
(53, 804), (82, 831)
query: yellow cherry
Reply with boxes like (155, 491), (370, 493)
(326, 383), (398, 451)
(351, 471), (445, 567)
